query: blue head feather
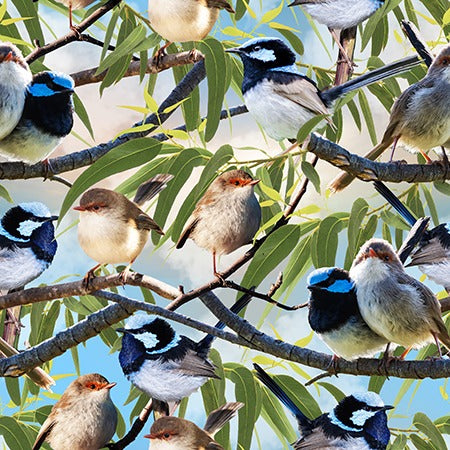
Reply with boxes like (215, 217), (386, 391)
(28, 72), (74, 97)
(19, 202), (51, 219)
(31, 221), (57, 263)
(327, 278), (354, 293)
(364, 410), (391, 447)
(48, 71), (74, 90)
(307, 267), (335, 286)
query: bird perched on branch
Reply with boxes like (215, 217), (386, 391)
(350, 238), (450, 359)
(253, 364), (392, 449)
(74, 174), (173, 284)
(330, 44), (450, 192)
(0, 72), (74, 164)
(0, 43), (31, 141)
(176, 170), (261, 277)
(148, 0), (235, 62)
(118, 292), (252, 411)
(373, 181), (450, 292)
(32, 373), (117, 450)
(226, 37), (421, 144)
(288, 0), (385, 67)
(307, 267), (389, 361)
(145, 402), (243, 449)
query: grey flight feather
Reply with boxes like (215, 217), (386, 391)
(203, 402), (244, 436)
(133, 174), (174, 206)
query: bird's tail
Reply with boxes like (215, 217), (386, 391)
(197, 290), (254, 351)
(321, 55), (422, 105)
(133, 174), (174, 206)
(328, 139), (391, 193)
(203, 402), (244, 437)
(397, 217), (430, 264)
(253, 364), (311, 428)
(373, 181), (417, 226)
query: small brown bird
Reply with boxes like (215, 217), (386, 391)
(145, 402), (243, 449)
(330, 44), (450, 192)
(74, 174), (172, 282)
(176, 170), (261, 276)
(32, 373), (118, 450)
(148, 0), (235, 61)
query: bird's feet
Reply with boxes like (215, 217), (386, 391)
(119, 264), (132, 285)
(82, 264), (101, 289)
(153, 42), (172, 67)
(214, 271), (226, 284)
(326, 354), (340, 375)
(42, 158), (55, 180)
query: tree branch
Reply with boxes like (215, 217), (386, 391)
(26, 0), (123, 64)
(307, 133), (450, 183)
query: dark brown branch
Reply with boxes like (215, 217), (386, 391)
(307, 133), (450, 183)
(72, 50), (204, 87)
(26, 0), (123, 64)
(335, 26), (357, 85)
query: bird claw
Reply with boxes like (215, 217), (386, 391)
(214, 271), (226, 284)
(326, 354), (339, 375)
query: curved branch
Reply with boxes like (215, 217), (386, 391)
(307, 133), (450, 183)
(26, 0), (123, 64)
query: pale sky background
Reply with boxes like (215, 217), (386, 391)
(0, 1), (449, 449)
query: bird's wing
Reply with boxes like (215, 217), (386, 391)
(133, 174), (174, 206)
(176, 217), (200, 249)
(206, 443), (225, 450)
(203, 402), (244, 436)
(409, 237), (448, 265)
(293, 427), (340, 449)
(206, 0), (235, 12)
(135, 213), (164, 235)
(176, 349), (219, 379)
(32, 418), (56, 450)
(272, 78), (331, 121)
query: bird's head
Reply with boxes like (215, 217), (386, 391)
(145, 417), (198, 448)
(352, 238), (402, 272)
(429, 44), (450, 81)
(0, 43), (30, 77)
(329, 392), (393, 433)
(74, 188), (120, 220)
(226, 37), (296, 72)
(68, 373), (116, 402)
(28, 71), (74, 98)
(307, 267), (355, 295)
(207, 169), (260, 198)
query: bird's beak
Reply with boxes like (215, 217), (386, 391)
(73, 205), (85, 211)
(4, 51), (13, 62)
(104, 382), (117, 390)
(58, 88), (75, 95)
(116, 327), (130, 334)
(48, 215), (59, 222)
(225, 47), (242, 54)
(288, 0), (302, 6)
(380, 405), (394, 411)
(249, 179), (260, 186)
(144, 434), (154, 439)
(368, 248), (378, 258)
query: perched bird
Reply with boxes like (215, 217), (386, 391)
(148, 0), (235, 61)
(226, 38), (421, 143)
(0, 43), (32, 140)
(289, 0), (385, 67)
(0, 202), (58, 291)
(0, 71), (74, 164)
(176, 170), (261, 276)
(254, 364), (393, 449)
(330, 44), (450, 192)
(373, 181), (450, 292)
(145, 402), (243, 449)
(307, 267), (388, 360)
(118, 292), (252, 408)
(32, 373), (117, 450)
(350, 238), (450, 358)
(74, 174), (173, 283)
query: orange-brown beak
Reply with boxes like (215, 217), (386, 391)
(144, 434), (155, 439)
(248, 179), (260, 186)
(104, 382), (116, 390)
(368, 248), (378, 258)
(4, 51), (13, 62)
(73, 205), (85, 211)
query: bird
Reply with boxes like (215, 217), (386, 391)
(288, 0), (385, 67)
(0, 71), (74, 164)
(32, 373), (118, 450)
(145, 401), (243, 449)
(329, 43), (450, 192)
(118, 291), (252, 409)
(0, 42), (32, 141)
(373, 181), (450, 292)
(253, 363), (393, 449)
(74, 174), (173, 283)
(0, 202), (58, 292)
(148, 0), (235, 62)
(226, 37), (422, 144)
(307, 267), (389, 361)
(349, 238), (450, 359)
(176, 170), (261, 277)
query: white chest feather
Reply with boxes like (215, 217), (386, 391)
(148, 0), (218, 42)
(419, 261), (450, 290)
(77, 212), (147, 264)
(244, 80), (317, 141)
(128, 359), (207, 402)
(0, 246), (46, 290)
(302, 0), (381, 29)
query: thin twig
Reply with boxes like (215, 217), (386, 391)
(78, 34), (140, 62)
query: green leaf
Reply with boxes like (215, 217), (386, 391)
(413, 412), (447, 450)
(11, 0), (44, 44)
(72, 93), (94, 139)
(358, 90), (377, 145)
(312, 215), (346, 267)
(301, 161), (320, 194)
(433, 181), (450, 196)
(317, 382), (345, 403)
(388, 434), (407, 449)
(0, 416), (34, 450)
(5, 377), (21, 407)
(347, 198), (369, 258)
(59, 138), (167, 221)
(0, 184), (13, 203)
(296, 115), (329, 143)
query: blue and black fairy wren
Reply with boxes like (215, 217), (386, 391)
(289, 0), (384, 66)
(350, 238), (450, 359)
(374, 181), (450, 292)
(0, 43), (32, 141)
(226, 38), (421, 143)
(254, 364), (393, 449)
(307, 267), (388, 360)
(0, 202), (58, 291)
(0, 71), (74, 164)
(118, 292), (252, 406)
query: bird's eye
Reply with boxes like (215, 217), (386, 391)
(253, 45), (261, 51)
(89, 384), (96, 389)
(440, 57), (450, 66)
(163, 433), (170, 439)
(234, 181), (240, 186)
(384, 255), (390, 261)
(93, 205), (100, 211)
